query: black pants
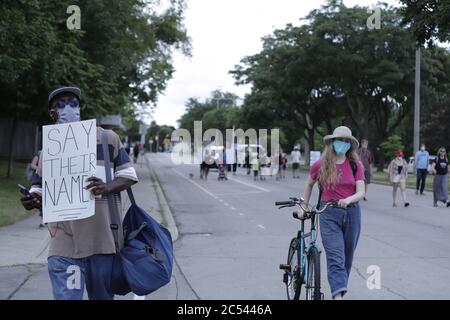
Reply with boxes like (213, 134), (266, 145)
(416, 169), (428, 194)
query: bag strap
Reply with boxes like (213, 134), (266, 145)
(127, 188), (136, 206)
(349, 159), (357, 177)
(316, 184), (323, 210)
(101, 129), (120, 253)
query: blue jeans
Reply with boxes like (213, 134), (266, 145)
(47, 254), (115, 300)
(320, 203), (361, 298)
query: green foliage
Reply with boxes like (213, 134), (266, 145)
(0, 0), (190, 123)
(228, 0), (450, 165)
(400, 0), (450, 44)
(0, 0), (190, 176)
(0, 161), (33, 226)
(178, 91), (241, 136)
(231, 1), (419, 156)
(380, 135), (405, 160)
(146, 121), (175, 152)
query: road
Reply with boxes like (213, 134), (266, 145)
(149, 153), (450, 300)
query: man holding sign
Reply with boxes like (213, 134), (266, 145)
(42, 118), (98, 223)
(20, 87), (138, 300)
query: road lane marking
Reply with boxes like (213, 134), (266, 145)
(257, 224), (266, 230)
(173, 169), (219, 200)
(227, 176), (270, 193)
(230, 207), (236, 211)
(238, 213), (244, 216)
(224, 203), (230, 207)
(214, 191), (264, 196)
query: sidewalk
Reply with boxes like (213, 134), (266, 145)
(0, 155), (184, 300)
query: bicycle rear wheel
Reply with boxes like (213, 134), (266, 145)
(305, 246), (321, 300)
(284, 238), (302, 300)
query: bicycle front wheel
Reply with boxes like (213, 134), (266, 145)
(305, 246), (321, 300)
(285, 238), (302, 300)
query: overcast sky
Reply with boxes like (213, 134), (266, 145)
(148, 0), (400, 128)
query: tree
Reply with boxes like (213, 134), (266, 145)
(0, 0), (190, 177)
(380, 135), (405, 161)
(178, 91), (241, 137)
(400, 0), (450, 44)
(419, 46), (450, 155)
(145, 121), (175, 152)
(231, 1), (418, 164)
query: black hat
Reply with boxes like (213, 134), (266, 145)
(48, 86), (81, 106)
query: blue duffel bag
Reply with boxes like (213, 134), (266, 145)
(118, 194), (173, 295)
(102, 130), (173, 296)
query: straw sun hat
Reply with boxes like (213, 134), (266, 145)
(323, 126), (359, 149)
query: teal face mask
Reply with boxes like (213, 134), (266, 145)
(333, 140), (351, 155)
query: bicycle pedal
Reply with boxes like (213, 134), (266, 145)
(279, 264), (291, 272)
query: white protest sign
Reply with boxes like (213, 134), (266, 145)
(310, 151), (321, 166)
(42, 119), (97, 223)
(225, 145), (236, 164)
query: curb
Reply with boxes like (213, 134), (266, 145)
(370, 179), (435, 193)
(298, 168), (437, 193)
(144, 154), (179, 243)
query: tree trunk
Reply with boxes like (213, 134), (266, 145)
(304, 129), (310, 166)
(6, 117), (17, 178)
(356, 97), (369, 140)
(347, 96), (370, 140)
(325, 118), (333, 136)
(377, 149), (385, 172)
(303, 127), (315, 167)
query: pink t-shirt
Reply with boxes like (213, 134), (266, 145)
(310, 158), (365, 201)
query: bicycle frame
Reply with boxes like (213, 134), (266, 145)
(296, 213), (320, 285)
(277, 198), (337, 300)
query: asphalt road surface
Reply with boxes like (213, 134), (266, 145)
(149, 153), (450, 300)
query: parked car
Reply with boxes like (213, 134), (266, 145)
(407, 155), (436, 174)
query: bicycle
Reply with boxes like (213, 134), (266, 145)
(275, 197), (338, 300)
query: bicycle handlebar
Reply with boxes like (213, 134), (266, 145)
(275, 201), (294, 206)
(275, 198), (340, 218)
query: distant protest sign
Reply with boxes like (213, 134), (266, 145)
(225, 145), (236, 164)
(42, 119), (97, 223)
(310, 151), (321, 166)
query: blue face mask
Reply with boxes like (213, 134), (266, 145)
(333, 140), (351, 156)
(57, 105), (80, 124)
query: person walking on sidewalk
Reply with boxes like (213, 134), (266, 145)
(388, 149), (410, 208)
(133, 143), (140, 163)
(28, 150), (45, 228)
(302, 126), (365, 300)
(291, 146), (301, 179)
(20, 86), (138, 300)
(356, 139), (373, 201)
(432, 147), (450, 207)
(415, 144), (430, 195)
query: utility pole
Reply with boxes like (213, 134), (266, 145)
(413, 47), (421, 154)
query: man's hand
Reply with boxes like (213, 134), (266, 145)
(21, 193), (42, 211)
(85, 177), (109, 196)
(85, 176), (136, 197)
(338, 198), (352, 208)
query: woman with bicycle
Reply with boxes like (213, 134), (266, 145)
(303, 126), (365, 300)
